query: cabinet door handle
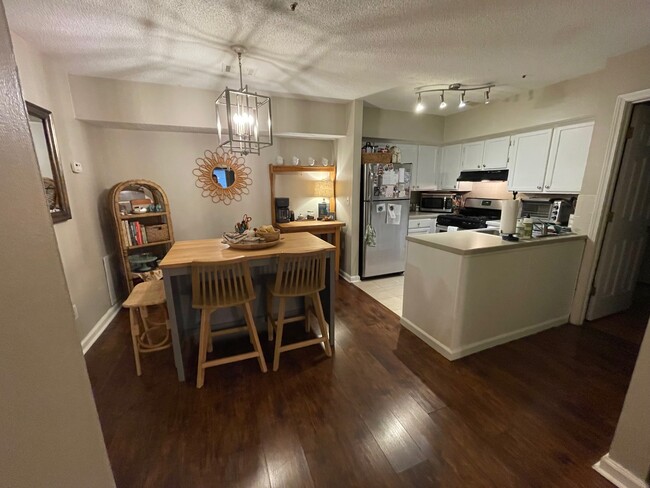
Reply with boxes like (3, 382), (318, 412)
(477, 164), (481, 168)
(537, 186), (542, 190)
(545, 185), (550, 189)
(482, 164), (486, 168)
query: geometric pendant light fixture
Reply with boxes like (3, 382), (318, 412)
(216, 46), (273, 156)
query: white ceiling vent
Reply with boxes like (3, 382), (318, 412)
(222, 63), (256, 77)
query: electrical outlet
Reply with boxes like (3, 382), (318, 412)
(71, 161), (83, 173)
(72, 304), (79, 320)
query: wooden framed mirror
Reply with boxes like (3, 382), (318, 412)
(192, 148), (252, 205)
(27, 101), (71, 223)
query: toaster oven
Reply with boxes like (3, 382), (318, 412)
(520, 199), (573, 225)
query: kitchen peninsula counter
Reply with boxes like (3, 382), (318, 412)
(401, 231), (586, 361)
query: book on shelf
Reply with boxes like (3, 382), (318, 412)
(122, 221), (150, 247)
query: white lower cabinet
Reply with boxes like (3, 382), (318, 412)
(408, 218), (433, 235)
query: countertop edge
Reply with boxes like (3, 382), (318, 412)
(406, 233), (587, 255)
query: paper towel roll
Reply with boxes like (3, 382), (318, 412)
(500, 200), (520, 235)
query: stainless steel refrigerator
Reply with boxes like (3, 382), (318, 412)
(360, 162), (412, 278)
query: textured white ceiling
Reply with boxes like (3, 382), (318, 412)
(6, 0), (650, 115)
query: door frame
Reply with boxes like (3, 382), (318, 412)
(575, 88), (650, 323)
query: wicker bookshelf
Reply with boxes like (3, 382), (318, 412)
(109, 180), (175, 293)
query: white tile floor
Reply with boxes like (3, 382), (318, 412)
(352, 275), (405, 316)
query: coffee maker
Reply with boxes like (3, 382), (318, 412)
(275, 197), (291, 223)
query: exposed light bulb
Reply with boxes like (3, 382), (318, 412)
(485, 88), (491, 104)
(415, 94), (424, 113)
(439, 92), (447, 110)
(458, 91), (466, 109)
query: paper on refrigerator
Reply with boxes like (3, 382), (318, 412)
(386, 204), (401, 225)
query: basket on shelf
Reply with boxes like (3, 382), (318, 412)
(145, 224), (170, 242)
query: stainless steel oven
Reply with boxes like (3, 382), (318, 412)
(419, 193), (453, 213)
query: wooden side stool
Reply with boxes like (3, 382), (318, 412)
(266, 250), (332, 371)
(191, 258), (267, 389)
(122, 280), (171, 376)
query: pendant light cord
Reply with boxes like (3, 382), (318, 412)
(237, 52), (244, 90)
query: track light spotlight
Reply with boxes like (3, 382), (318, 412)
(458, 91), (466, 109)
(415, 93), (424, 113)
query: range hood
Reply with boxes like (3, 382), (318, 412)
(457, 169), (509, 182)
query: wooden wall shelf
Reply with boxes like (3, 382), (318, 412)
(269, 165), (336, 226)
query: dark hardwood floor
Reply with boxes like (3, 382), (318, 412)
(85, 280), (649, 487)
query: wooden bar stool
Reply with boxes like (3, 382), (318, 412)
(191, 258), (267, 388)
(266, 251), (332, 371)
(122, 280), (171, 376)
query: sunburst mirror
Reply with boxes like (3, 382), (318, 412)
(192, 148), (252, 205)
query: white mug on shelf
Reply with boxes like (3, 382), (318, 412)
(321, 158), (329, 166)
(292, 156), (300, 166)
(308, 157), (316, 166)
(275, 156), (284, 165)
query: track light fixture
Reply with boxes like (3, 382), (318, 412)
(413, 82), (495, 113)
(458, 91), (467, 109)
(415, 93), (424, 113)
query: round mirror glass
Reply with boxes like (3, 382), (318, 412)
(212, 167), (236, 188)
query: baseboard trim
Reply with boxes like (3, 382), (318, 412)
(399, 317), (456, 359)
(593, 454), (648, 488)
(81, 302), (122, 355)
(339, 270), (360, 283)
(400, 315), (567, 361)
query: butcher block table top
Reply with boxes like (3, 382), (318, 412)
(159, 232), (335, 269)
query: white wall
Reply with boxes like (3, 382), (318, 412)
(96, 128), (278, 239)
(363, 106), (444, 144)
(335, 100), (363, 277)
(69, 75), (349, 137)
(0, 4), (115, 484)
(12, 32), (115, 341)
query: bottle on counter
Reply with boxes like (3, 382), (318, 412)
(516, 218), (524, 238)
(522, 215), (533, 240)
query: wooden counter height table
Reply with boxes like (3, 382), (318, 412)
(159, 232), (336, 381)
(276, 220), (345, 278)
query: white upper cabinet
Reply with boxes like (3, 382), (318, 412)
(544, 122), (594, 193)
(482, 136), (511, 169)
(460, 141), (485, 171)
(439, 144), (462, 190)
(398, 143), (419, 189)
(399, 144), (419, 165)
(508, 129), (553, 192)
(415, 145), (438, 190)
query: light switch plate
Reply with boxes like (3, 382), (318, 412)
(71, 161), (83, 173)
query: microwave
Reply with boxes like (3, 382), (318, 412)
(520, 198), (573, 225)
(420, 193), (454, 213)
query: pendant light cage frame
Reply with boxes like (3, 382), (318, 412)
(215, 46), (273, 156)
